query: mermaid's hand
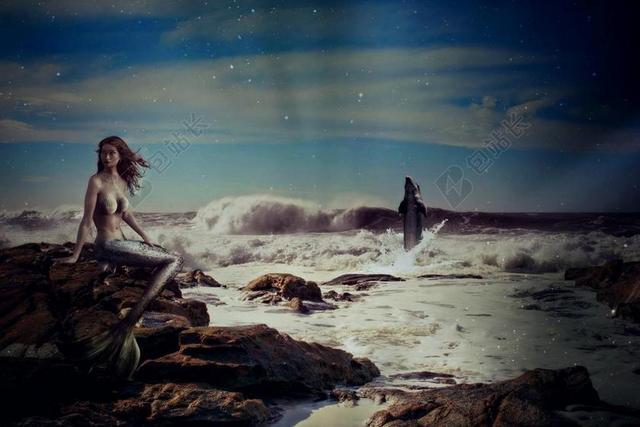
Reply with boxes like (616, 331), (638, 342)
(144, 240), (164, 249)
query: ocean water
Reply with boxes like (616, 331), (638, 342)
(2, 195), (639, 425)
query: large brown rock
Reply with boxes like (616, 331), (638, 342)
(174, 269), (224, 288)
(112, 383), (271, 425)
(243, 273), (323, 302)
(241, 273), (338, 312)
(365, 366), (612, 427)
(134, 312), (192, 362)
(11, 382), (272, 426)
(0, 243), (69, 353)
(565, 259), (640, 322)
(135, 326), (184, 363)
(137, 324), (380, 395)
(148, 297), (209, 327)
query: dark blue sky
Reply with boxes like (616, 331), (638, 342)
(1, 0), (639, 212)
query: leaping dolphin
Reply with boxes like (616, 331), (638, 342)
(398, 176), (427, 251)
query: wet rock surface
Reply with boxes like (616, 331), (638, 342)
(418, 273), (484, 280)
(330, 388), (360, 406)
(324, 290), (362, 302)
(388, 370), (457, 386)
(509, 285), (597, 319)
(565, 259), (640, 322)
(362, 366), (640, 426)
(322, 273), (405, 287)
(243, 273), (322, 301)
(289, 296), (310, 314)
(174, 269), (224, 288)
(12, 382), (273, 427)
(137, 324), (380, 395)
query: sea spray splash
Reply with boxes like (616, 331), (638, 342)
(361, 219), (448, 275)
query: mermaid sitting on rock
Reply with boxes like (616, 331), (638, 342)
(54, 136), (183, 379)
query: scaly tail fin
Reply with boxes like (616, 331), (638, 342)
(61, 324), (140, 379)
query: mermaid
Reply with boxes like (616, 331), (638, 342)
(53, 136), (184, 379)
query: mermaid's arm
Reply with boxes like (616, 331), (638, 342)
(122, 210), (150, 243)
(70, 175), (100, 260)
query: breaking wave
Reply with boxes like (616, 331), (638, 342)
(0, 205), (83, 228)
(190, 194), (640, 236)
(191, 195), (400, 234)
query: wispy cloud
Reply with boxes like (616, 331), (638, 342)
(0, 118), (105, 143)
(1, 3), (637, 153)
(161, 3), (459, 45)
(1, 46), (595, 150)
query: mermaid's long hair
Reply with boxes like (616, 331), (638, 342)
(96, 136), (150, 196)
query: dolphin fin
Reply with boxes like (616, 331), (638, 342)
(419, 202), (427, 217)
(398, 200), (407, 215)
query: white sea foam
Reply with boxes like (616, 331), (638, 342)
(1, 206), (637, 274)
(147, 227), (636, 276)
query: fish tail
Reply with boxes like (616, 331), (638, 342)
(61, 325), (140, 379)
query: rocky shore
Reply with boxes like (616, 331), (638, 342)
(0, 243), (378, 425)
(362, 366), (640, 426)
(1, 242), (638, 426)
